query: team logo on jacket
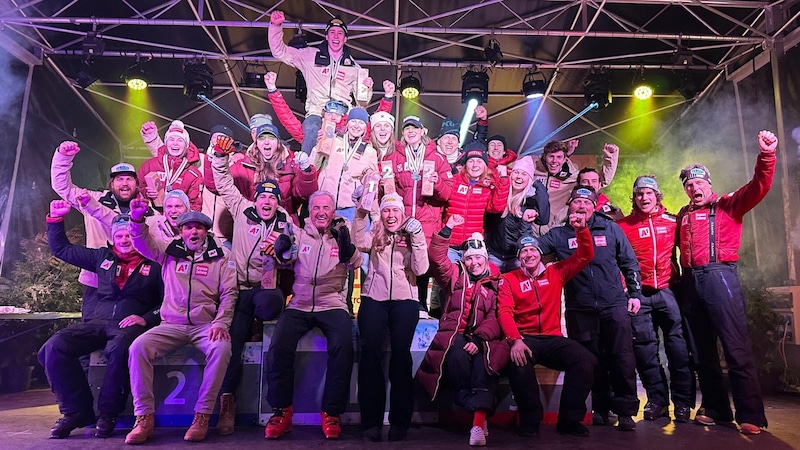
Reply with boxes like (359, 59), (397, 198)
(194, 265), (209, 277)
(520, 280), (532, 292)
(330, 247), (339, 257)
(656, 226), (668, 234)
(139, 265), (151, 276)
(536, 279), (549, 287)
(568, 238), (578, 249)
(176, 261), (190, 274)
(208, 249), (219, 258)
(336, 70), (346, 81)
(100, 259), (114, 270)
(549, 179), (561, 189)
(248, 226), (260, 236)
(638, 227), (651, 238)
(695, 212), (707, 221)
(681, 215), (689, 226)
(300, 244), (312, 254)
(594, 236), (607, 246)
(474, 187), (483, 194)
(457, 185), (469, 195)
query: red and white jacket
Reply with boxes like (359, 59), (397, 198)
(444, 171), (510, 247)
(676, 150), (776, 268)
(497, 226), (593, 338)
(617, 206), (678, 290)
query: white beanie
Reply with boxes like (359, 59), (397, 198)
(379, 193), (405, 212)
(165, 120), (190, 146)
(463, 232), (488, 259)
(371, 111), (395, 129)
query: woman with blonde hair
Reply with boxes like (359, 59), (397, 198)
(352, 193), (429, 442)
(485, 155), (550, 272)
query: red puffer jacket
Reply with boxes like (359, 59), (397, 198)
(444, 171), (510, 247)
(416, 232), (509, 399)
(617, 207), (678, 290)
(137, 143), (203, 211)
(382, 141), (454, 244)
(676, 150), (775, 268)
(487, 148), (517, 170)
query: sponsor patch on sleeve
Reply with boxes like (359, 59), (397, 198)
(100, 259), (114, 271)
(568, 238), (578, 249)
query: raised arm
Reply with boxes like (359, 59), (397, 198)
(428, 216), (464, 286)
(50, 141), (103, 208)
(46, 200), (103, 272)
(209, 137), (250, 216)
(129, 198), (168, 265)
(600, 143), (619, 188)
(405, 218), (429, 276)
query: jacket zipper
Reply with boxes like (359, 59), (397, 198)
(648, 216), (658, 288)
(310, 237), (325, 312)
(186, 258), (195, 325)
(389, 238), (395, 301)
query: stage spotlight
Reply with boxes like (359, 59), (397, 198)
(461, 69), (489, 105)
(484, 38), (503, 66)
(288, 28), (308, 49)
(295, 70), (308, 103)
(399, 71), (422, 99)
(82, 31), (105, 57)
(74, 70), (97, 89)
(184, 61), (214, 101)
(672, 46), (694, 66)
(678, 72), (698, 101)
(123, 56), (149, 90)
(584, 71), (611, 110)
(632, 68), (653, 100)
(522, 69), (547, 99)
(241, 64), (266, 88)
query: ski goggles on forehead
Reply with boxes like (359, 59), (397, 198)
(463, 238), (485, 251)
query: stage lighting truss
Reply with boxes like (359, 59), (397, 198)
(584, 69), (611, 110)
(632, 67), (653, 100)
(73, 58), (97, 89)
(241, 63), (266, 88)
(123, 55), (150, 90)
(184, 60), (214, 101)
(82, 31), (105, 58)
(399, 70), (422, 99)
(295, 70), (308, 103)
(522, 68), (547, 99)
(461, 69), (489, 105)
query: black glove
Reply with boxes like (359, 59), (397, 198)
(274, 234), (292, 262)
(329, 217), (346, 240)
(334, 225), (356, 264)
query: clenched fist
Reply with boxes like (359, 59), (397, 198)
(264, 72), (278, 91)
(270, 10), (285, 26)
(475, 105), (488, 121)
(129, 198), (149, 222)
(49, 200), (71, 218)
(383, 80), (395, 98)
(140, 121), (158, 143)
(58, 141), (80, 156)
(446, 214), (465, 229)
(758, 130), (778, 153)
(214, 135), (235, 156)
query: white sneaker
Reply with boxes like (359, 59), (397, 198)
(482, 422), (489, 437)
(419, 310), (431, 319)
(469, 426), (486, 446)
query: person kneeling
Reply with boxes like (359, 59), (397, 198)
(497, 213), (597, 437)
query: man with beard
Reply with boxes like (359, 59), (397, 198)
(498, 213), (596, 438)
(537, 186), (642, 431)
(617, 176), (693, 423)
(269, 11), (372, 155)
(211, 133), (294, 436)
(41, 203), (162, 440)
(138, 120), (203, 211)
(51, 141), (145, 321)
(676, 130), (778, 435)
(125, 202), (238, 444)
(263, 190), (362, 440)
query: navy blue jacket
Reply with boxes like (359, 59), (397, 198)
(486, 180), (550, 260)
(47, 220), (163, 324)
(537, 213), (642, 311)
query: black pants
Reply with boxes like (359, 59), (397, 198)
(680, 264), (766, 426)
(357, 297), (419, 430)
(221, 286), (285, 393)
(507, 335), (596, 426)
(266, 308), (354, 416)
(416, 273), (430, 312)
(443, 333), (498, 414)
(631, 287), (693, 408)
(38, 319), (145, 416)
(566, 304), (640, 416)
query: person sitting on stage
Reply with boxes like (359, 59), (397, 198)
(124, 204), (237, 444)
(498, 212), (596, 437)
(263, 190), (362, 440)
(41, 202), (162, 440)
(417, 215), (509, 447)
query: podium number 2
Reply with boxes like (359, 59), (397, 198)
(165, 370), (187, 405)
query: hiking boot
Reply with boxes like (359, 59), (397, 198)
(617, 416), (636, 431)
(95, 414), (117, 438)
(217, 393), (236, 435)
(592, 411), (610, 426)
(674, 405), (691, 423)
(469, 425), (486, 446)
(125, 414), (154, 445)
(49, 411), (96, 439)
(321, 412), (341, 439)
(264, 406), (293, 439)
(184, 413), (210, 442)
(643, 402), (669, 420)
(362, 426), (382, 442)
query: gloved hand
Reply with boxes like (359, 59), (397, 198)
(214, 135), (235, 156)
(273, 234), (293, 263)
(141, 121), (158, 143)
(351, 185), (364, 204)
(404, 217), (423, 235)
(330, 219), (355, 263)
(294, 151), (311, 171)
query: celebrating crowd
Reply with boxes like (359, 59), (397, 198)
(36, 11), (779, 447)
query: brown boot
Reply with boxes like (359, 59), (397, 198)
(217, 393), (236, 436)
(125, 414), (154, 445)
(184, 413), (211, 442)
